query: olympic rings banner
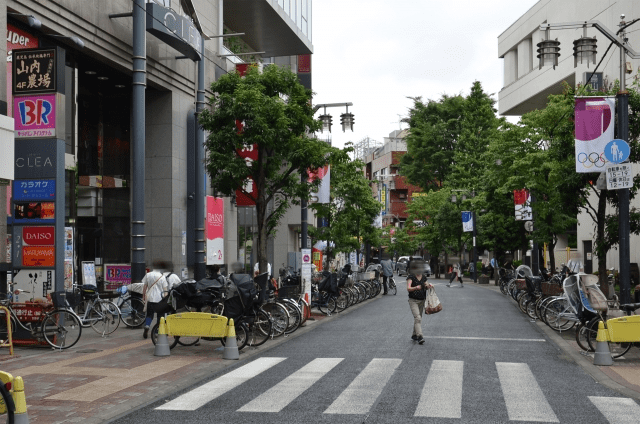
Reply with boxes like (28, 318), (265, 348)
(575, 97), (615, 173)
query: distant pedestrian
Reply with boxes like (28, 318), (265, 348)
(407, 260), (429, 345)
(380, 257), (394, 295)
(447, 263), (463, 287)
(141, 260), (181, 339)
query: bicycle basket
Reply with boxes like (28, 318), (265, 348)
(278, 285), (300, 299)
(51, 290), (81, 308)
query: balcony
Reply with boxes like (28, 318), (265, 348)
(223, 0), (313, 57)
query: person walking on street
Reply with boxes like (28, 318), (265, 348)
(141, 260), (181, 339)
(447, 263), (463, 287)
(380, 257), (394, 295)
(407, 260), (429, 345)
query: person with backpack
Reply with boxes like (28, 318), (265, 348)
(406, 260), (430, 345)
(141, 260), (181, 339)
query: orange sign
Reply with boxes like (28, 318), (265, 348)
(22, 246), (55, 267)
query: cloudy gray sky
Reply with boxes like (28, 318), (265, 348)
(312, 0), (540, 150)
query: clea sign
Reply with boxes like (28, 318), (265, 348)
(146, 2), (202, 61)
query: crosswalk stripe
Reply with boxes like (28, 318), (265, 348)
(496, 362), (559, 422)
(324, 358), (402, 415)
(156, 357), (286, 411)
(414, 360), (463, 418)
(589, 396), (640, 424)
(238, 358), (344, 413)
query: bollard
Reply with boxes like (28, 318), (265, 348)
(223, 319), (239, 360)
(13, 376), (29, 424)
(154, 317), (171, 357)
(593, 321), (614, 366)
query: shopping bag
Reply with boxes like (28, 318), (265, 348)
(425, 286), (442, 314)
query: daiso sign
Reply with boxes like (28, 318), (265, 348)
(14, 94), (56, 138)
(22, 226), (55, 246)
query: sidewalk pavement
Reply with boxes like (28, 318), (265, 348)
(0, 306), (348, 424)
(467, 277), (640, 402)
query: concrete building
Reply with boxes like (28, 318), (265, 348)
(498, 0), (640, 278)
(1, 0), (314, 293)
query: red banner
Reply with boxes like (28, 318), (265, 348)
(235, 145), (258, 206)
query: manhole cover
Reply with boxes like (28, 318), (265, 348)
(76, 349), (102, 353)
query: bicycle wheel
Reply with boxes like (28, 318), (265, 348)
(389, 278), (397, 295)
(150, 322), (180, 349)
(261, 302), (289, 337)
(41, 310), (82, 349)
(89, 300), (120, 335)
(526, 298), (538, 319)
(543, 299), (576, 332)
(318, 295), (336, 315)
(518, 292), (531, 314)
(247, 310), (271, 347)
(585, 317), (632, 358)
(281, 300), (302, 334)
(335, 290), (349, 312)
(0, 379), (15, 424)
(575, 322), (592, 352)
(119, 297), (146, 328)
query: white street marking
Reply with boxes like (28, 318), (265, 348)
(324, 358), (401, 414)
(589, 396), (640, 424)
(415, 360), (464, 418)
(238, 358), (343, 412)
(496, 362), (559, 422)
(156, 357), (286, 411)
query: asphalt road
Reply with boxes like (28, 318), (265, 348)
(111, 276), (640, 423)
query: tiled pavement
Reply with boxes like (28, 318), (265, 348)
(0, 311), (332, 424)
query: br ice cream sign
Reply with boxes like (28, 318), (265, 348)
(14, 94), (56, 138)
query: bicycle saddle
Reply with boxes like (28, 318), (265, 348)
(619, 303), (640, 313)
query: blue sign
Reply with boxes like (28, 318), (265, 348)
(13, 179), (55, 201)
(604, 139), (630, 164)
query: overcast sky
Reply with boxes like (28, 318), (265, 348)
(312, 0), (540, 150)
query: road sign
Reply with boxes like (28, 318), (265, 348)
(604, 139), (630, 164)
(606, 164), (632, 190)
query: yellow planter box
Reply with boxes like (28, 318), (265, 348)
(606, 315), (640, 343)
(165, 312), (229, 338)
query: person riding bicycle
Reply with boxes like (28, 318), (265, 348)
(380, 256), (394, 295)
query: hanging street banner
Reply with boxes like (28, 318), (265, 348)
(309, 165), (330, 204)
(574, 97), (615, 173)
(206, 196), (224, 265)
(514, 189), (533, 221)
(462, 211), (473, 232)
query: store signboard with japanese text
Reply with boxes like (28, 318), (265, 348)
(14, 94), (57, 138)
(7, 23), (39, 118)
(12, 48), (57, 95)
(13, 179), (55, 201)
(105, 264), (132, 290)
(22, 246), (55, 267)
(12, 269), (54, 302)
(206, 196), (224, 265)
(235, 144), (258, 206)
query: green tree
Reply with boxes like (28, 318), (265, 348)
(309, 156), (381, 269)
(199, 64), (348, 274)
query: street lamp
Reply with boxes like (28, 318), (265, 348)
(539, 15), (640, 305)
(452, 190), (477, 283)
(313, 103), (354, 134)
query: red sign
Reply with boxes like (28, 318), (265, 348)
(22, 226), (55, 246)
(235, 144), (258, 206)
(298, 55), (311, 73)
(22, 246), (55, 267)
(7, 24), (38, 118)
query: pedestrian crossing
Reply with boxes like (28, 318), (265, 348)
(156, 357), (640, 423)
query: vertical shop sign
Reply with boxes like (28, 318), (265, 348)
(12, 48), (57, 95)
(14, 94), (57, 138)
(64, 227), (73, 289)
(206, 196), (224, 265)
(235, 144), (258, 206)
(7, 23), (39, 117)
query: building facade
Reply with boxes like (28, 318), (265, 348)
(0, 0), (314, 293)
(498, 0), (640, 276)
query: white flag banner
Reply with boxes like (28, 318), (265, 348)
(574, 97), (615, 173)
(462, 211), (473, 232)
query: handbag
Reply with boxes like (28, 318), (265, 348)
(425, 286), (442, 314)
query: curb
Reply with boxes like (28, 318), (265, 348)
(101, 293), (381, 424)
(472, 280), (640, 401)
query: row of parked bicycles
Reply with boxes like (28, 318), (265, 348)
(500, 263), (640, 358)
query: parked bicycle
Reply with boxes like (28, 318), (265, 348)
(113, 285), (145, 328)
(0, 287), (82, 349)
(73, 285), (121, 336)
